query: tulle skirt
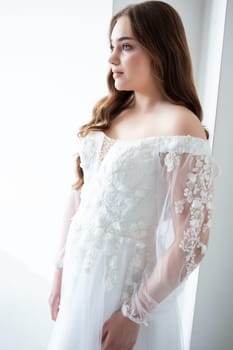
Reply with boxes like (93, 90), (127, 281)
(47, 225), (196, 350)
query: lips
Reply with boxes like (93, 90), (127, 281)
(112, 71), (123, 79)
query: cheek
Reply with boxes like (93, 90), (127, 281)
(127, 53), (151, 75)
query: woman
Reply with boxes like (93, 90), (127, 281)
(48, 2), (218, 349)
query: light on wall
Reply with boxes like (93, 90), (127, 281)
(0, 1), (113, 281)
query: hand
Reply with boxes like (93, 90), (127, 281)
(101, 310), (140, 350)
(48, 268), (63, 321)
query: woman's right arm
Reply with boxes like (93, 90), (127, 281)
(48, 187), (82, 321)
(54, 188), (82, 269)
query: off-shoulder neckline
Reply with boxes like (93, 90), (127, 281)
(98, 131), (208, 143)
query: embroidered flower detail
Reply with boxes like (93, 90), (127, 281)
(127, 221), (148, 239)
(73, 132), (216, 296)
(175, 199), (185, 214)
(164, 152), (180, 172)
(175, 156), (214, 276)
(98, 135), (116, 167)
(184, 187), (193, 203)
(70, 187), (151, 292)
(191, 198), (202, 209)
(187, 173), (197, 184)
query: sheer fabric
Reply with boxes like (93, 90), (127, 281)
(121, 152), (216, 326)
(48, 131), (218, 350)
(55, 187), (82, 269)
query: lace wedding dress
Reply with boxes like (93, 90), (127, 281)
(47, 130), (218, 350)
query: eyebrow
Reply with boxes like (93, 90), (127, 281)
(110, 36), (135, 42)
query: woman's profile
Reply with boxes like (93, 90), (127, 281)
(48, 1), (218, 349)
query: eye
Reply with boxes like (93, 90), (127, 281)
(122, 43), (133, 51)
(110, 44), (114, 52)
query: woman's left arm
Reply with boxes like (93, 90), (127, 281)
(120, 147), (218, 326)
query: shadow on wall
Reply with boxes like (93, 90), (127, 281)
(0, 249), (53, 350)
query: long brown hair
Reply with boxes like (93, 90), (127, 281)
(73, 1), (206, 189)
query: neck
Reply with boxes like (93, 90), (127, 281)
(133, 85), (167, 113)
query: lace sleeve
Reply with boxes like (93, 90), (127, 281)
(121, 151), (218, 326)
(54, 187), (82, 269)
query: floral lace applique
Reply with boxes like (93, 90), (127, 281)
(75, 133), (215, 296)
(164, 152), (181, 172)
(98, 135), (116, 168)
(69, 204), (151, 292)
(172, 155), (214, 276)
(78, 134), (97, 172)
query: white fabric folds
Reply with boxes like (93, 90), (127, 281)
(49, 131), (218, 350)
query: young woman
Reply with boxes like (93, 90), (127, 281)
(48, 2), (218, 349)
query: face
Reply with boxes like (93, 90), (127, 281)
(109, 16), (154, 92)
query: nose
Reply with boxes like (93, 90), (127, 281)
(108, 49), (120, 66)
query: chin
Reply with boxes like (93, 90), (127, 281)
(114, 82), (132, 91)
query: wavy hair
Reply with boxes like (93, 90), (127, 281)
(73, 1), (206, 189)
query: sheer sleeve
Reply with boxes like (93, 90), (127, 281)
(121, 150), (218, 326)
(54, 187), (82, 269)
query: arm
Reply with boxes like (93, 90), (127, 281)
(49, 186), (82, 321)
(121, 151), (217, 326)
(120, 111), (214, 325)
(55, 187), (82, 269)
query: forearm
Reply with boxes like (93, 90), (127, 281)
(54, 187), (82, 268)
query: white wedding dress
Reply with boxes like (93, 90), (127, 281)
(47, 130), (218, 350)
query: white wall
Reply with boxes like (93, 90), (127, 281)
(0, 250), (52, 349)
(198, 0), (227, 146)
(0, 0), (112, 349)
(191, 0), (233, 348)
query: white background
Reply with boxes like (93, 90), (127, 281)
(0, 0), (112, 348)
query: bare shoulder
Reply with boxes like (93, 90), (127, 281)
(157, 104), (207, 140)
